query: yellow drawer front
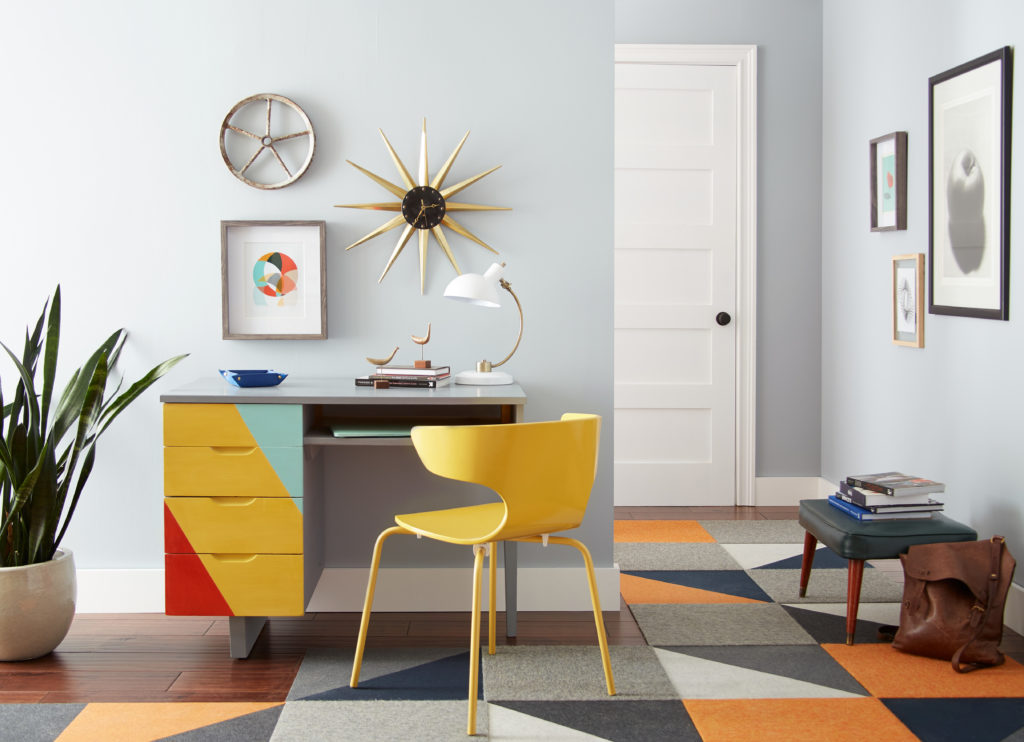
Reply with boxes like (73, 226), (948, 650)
(165, 497), (302, 554)
(163, 404), (302, 447)
(164, 446), (301, 498)
(168, 553), (304, 616)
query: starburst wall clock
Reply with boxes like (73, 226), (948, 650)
(336, 120), (509, 293)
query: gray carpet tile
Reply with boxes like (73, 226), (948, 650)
(657, 644), (869, 695)
(630, 603), (817, 646)
(483, 645), (677, 701)
(287, 646), (467, 700)
(270, 700), (481, 741)
(0, 703), (85, 742)
(158, 706), (283, 742)
(614, 542), (742, 571)
(492, 700), (703, 742)
(698, 520), (807, 543)
(748, 567), (904, 604)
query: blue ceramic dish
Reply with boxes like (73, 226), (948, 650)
(219, 369), (288, 388)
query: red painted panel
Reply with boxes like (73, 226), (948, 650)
(165, 554), (234, 616)
(164, 502), (196, 554)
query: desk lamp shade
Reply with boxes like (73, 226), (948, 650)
(444, 262), (522, 385)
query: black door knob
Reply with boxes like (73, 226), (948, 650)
(715, 312), (732, 326)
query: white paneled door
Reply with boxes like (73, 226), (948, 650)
(614, 46), (755, 506)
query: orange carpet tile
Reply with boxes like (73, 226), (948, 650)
(619, 573), (767, 605)
(56, 702), (282, 742)
(614, 519), (715, 543)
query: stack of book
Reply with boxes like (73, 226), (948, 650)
(828, 471), (945, 521)
(355, 364), (452, 389)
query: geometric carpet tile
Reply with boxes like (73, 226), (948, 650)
(271, 700), (479, 742)
(613, 520), (715, 544)
(52, 703), (282, 742)
(748, 567), (904, 604)
(630, 603), (817, 647)
(0, 703), (85, 742)
(483, 645), (677, 702)
(881, 698), (1024, 742)
(622, 570), (772, 603)
(698, 520), (807, 544)
(288, 647), (479, 702)
(620, 573), (766, 606)
(654, 645), (868, 698)
(490, 700), (702, 742)
(614, 542), (744, 571)
(781, 603), (902, 645)
(824, 644), (1024, 698)
(717, 543), (841, 571)
(683, 697), (920, 742)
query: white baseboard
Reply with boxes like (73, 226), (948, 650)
(308, 566), (621, 612)
(73, 565), (621, 614)
(755, 476), (829, 506)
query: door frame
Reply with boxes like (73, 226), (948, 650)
(614, 43), (757, 505)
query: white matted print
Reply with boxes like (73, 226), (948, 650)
(221, 220), (326, 339)
(892, 253), (924, 348)
(928, 47), (1011, 319)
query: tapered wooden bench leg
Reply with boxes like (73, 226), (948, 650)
(846, 558), (865, 645)
(799, 531), (817, 598)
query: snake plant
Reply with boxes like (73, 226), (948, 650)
(0, 287), (187, 567)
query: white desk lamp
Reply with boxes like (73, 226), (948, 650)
(444, 262), (522, 385)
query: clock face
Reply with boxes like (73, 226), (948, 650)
(401, 186), (446, 229)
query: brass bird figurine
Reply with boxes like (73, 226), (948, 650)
(411, 323), (431, 346)
(366, 347), (398, 366)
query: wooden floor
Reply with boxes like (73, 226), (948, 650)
(8, 505), (1022, 703)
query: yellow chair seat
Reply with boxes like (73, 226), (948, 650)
(395, 503), (506, 544)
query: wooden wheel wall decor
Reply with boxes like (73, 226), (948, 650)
(219, 94), (316, 190)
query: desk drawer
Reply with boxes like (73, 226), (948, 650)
(164, 446), (302, 498)
(164, 497), (302, 554)
(164, 403), (302, 447)
(165, 553), (304, 616)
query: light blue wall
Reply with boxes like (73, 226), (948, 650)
(0, 1), (614, 570)
(615, 0), (824, 476)
(821, 1), (1023, 549)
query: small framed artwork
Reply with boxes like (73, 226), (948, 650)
(221, 220), (327, 339)
(870, 131), (907, 231)
(892, 254), (925, 348)
(928, 47), (1012, 320)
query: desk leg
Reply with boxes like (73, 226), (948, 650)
(229, 616), (267, 658)
(503, 541), (517, 638)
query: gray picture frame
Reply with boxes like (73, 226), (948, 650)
(870, 131), (907, 231)
(221, 220), (327, 339)
(928, 47), (1012, 320)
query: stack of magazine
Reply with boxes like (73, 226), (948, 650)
(355, 364), (452, 389)
(828, 472), (945, 521)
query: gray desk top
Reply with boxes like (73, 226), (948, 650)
(160, 376), (527, 406)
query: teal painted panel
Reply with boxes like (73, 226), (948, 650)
(236, 405), (303, 448)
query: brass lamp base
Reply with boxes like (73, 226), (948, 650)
(454, 368), (514, 385)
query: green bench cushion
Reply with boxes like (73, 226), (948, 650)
(798, 498), (977, 561)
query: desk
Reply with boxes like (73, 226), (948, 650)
(161, 377), (526, 657)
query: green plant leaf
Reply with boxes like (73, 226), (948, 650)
(26, 437), (57, 563)
(51, 329), (122, 444)
(39, 286), (61, 430)
(97, 353), (188, 434)
(53, 443), (94, 554)
(0, 341), (40, 451)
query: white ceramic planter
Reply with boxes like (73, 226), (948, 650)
(0, 549), (76, 661)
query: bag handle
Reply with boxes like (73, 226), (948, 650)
(951, 536), (1006, 673)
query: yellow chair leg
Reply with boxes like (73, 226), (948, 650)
(488, 541), (497, 655)
(548, 536), (616, 696)
(468, 544), (485, 735)
(351, 526), (408, 688)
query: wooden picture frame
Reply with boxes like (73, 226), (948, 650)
(870, 131), (907, 231)
(892, 253), (925, 347)
(221, 220), (327, 339)
(928, 47), (1012, 320)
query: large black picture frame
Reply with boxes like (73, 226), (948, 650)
(928, 47), (1012, 320)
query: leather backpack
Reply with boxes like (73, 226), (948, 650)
(893, 536), (1015, 672)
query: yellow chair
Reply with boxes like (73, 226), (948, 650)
(350, 413), (615, 735)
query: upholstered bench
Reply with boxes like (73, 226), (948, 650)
(798, 498), (977, 644)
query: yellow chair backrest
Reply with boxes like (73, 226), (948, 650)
(410, 413), (601, 541)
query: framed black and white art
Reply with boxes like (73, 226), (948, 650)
(928, 47), (1012, 320)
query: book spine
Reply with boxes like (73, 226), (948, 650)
(356, 378), (444, 388)
(845, 476), (894, 495)
(827, 494), (869, 521)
